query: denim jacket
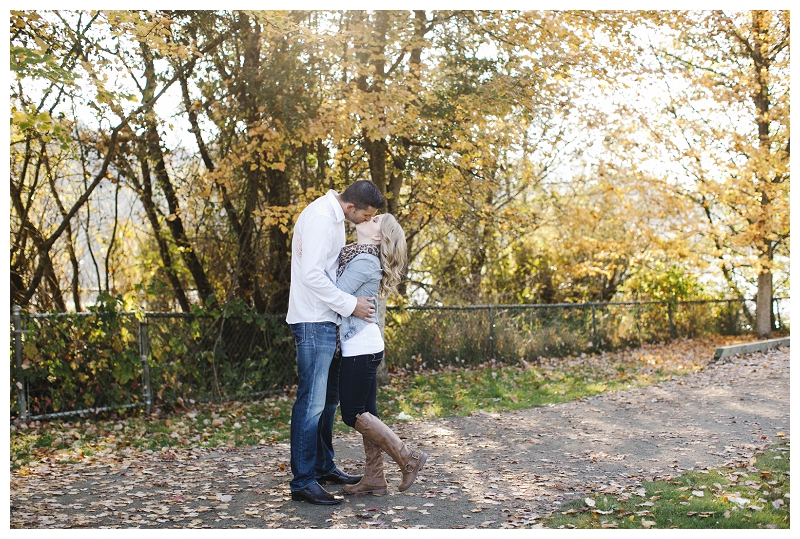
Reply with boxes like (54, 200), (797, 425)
(336, 253), (382, 341)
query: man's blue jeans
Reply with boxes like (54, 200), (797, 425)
(315, 347), (341, 479)
(289, 322), (339, 492)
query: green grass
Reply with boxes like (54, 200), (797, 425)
(374, 340), (707, 421)
(543, 439), (790, 529)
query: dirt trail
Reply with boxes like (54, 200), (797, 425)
(10, 347), (789, 529)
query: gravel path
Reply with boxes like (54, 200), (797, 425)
(10, 346), (789, 529)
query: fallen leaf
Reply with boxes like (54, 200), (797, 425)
(585, 498), (596, 507)
(726, 496), (749, 506)
(641, 519), (656, 528)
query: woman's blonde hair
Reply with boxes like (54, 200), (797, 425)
(378, 214), (407, 298)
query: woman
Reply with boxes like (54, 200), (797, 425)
(335, 213), (427, 497)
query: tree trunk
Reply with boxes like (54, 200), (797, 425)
(756, 241), (773, 338)
(141, 45), (213, 305)
(124, 152), (192, 312)
(235, 169), (265, 310)
(376, 297), (389, 386)
(144, 121), (213, 303)
(44, 154), (82, 311)
(231, 13), (267, 311)
(751, 11), (774, 339)
(266, 168), (291, 313)
(178, 69), (243, 238)
(10, 180), (66, 311)
(356, 11), (390, 196)
(41, 247), (67, 312)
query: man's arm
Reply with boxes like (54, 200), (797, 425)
(299, 214), (358, 316)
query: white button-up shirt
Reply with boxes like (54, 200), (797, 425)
(286, 190), (358, 324)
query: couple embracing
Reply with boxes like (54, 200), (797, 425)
(285, 180), (427, 505)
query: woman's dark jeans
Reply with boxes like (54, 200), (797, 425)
(339, 351), (384, 428)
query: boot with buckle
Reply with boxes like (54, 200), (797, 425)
(353, 412), (428, 492)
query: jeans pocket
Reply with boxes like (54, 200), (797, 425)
(367, 355), (383, 371)
(290, 324), (306, 345)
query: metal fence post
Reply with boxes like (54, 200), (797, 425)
(489, 306), (495, 360)
(139, 317), (152, 414)
(13, 306), (29, 421)
(590, 304), (597, 346)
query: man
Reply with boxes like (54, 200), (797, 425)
(286, 180), (385, 505)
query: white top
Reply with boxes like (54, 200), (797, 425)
(340, 322), (385, 356)
(286, 190), (358, 324)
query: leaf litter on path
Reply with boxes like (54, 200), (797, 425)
(10, 340), (789, 529)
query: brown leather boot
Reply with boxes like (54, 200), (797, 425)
(343, 437), (388, 497)
(354, 412), (427, 492)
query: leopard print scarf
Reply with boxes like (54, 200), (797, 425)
(337, 243), (381, 279)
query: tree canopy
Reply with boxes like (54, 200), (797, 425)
(10, 9), (789, 336)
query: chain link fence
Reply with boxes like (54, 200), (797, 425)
(10, 298), (789, 420)
(384, 298), (789, 372)
(10, 309), (296, 421)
